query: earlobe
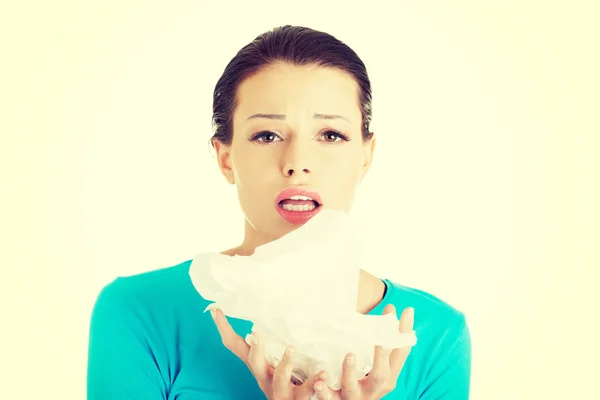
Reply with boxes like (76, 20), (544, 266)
(213, 140), (235, 185)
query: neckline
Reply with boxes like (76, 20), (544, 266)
(366, 278), (394, 316)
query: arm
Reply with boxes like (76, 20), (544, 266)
(419, 316), (472, 399)
(87, 278), (168, 400)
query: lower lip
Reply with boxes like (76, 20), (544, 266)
(275, 204), (322, 224)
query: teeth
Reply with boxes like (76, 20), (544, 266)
(288, 195), (314, 201)
(282, 203), (316, 212)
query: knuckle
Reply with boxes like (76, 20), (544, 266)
(221, 334), (235, 347)
(275, 357), (287, 371)
(341, 382), (358, 394)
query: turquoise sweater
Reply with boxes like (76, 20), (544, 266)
(87, 259), (471, 399)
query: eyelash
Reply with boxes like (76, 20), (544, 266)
(250, 130), (351, 143)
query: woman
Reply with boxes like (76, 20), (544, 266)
(87, 25), (471, 399)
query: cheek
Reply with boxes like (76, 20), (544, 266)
(327, 149), (364, 179)
(232, 155), (280, 215)
(322, 157), (364, 203)
(232, 152), (275, 187)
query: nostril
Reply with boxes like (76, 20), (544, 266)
(284, 168), (310, 176)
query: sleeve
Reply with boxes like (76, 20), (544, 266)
(419, 316), (472, 399)
(87, 278), (168, 400)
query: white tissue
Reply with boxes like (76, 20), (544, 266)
(189, 209), (417, 391)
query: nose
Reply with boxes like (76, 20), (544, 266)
(281, 139), (312, 177)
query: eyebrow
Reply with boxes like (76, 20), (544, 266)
(246, 113), (350, 123)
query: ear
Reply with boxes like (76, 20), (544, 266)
(213, 139), (235, 185)
(359, 133), (376, 182)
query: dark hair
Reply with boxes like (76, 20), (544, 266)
(210, 25), (374, 147)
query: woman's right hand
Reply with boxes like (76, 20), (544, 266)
(211, 308), (328, 399)
(249, 330), (329, 399)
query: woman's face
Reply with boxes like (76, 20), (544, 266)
(214, 62), (375, 244)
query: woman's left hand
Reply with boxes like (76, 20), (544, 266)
(211, 304), (414, 400)
(311, 305), (414, 399)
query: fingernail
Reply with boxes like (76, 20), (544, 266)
(286, 346), (295, 357)
(314, 382), (323, 391)
(207, 305), (217, 318)
(319, 371), (328, 381)
(251, 334), (258, 345)
(346, 354), (356, 367)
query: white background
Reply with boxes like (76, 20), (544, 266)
(2, 1), (598, 399)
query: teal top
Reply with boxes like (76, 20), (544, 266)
(87, 259), (471, 399)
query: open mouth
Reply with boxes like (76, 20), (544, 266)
(275, 188), (323, 224)
(277, 196), (321, 212)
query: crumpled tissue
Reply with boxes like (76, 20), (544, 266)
(189, 209), (417, 391)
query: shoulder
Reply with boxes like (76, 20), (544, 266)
(87, 259), (213, 398)
(382, 280), (470, 362)
(98, 258), (194, 295)
(107, 258), (194, 293)
(382, 281), (471, 396)
(384, 280), (467, 331)
(91, 258), (208, 324)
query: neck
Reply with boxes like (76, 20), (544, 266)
(357, 269), (386, 314)
(232, 219), (278, 256)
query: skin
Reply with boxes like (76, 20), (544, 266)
(211, 62), (415, 399)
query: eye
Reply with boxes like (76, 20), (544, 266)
(250, 131), (282, 143)
(320, 130), (350, 143)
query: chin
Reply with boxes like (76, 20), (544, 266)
(269, 220), (300, 238)
(244, 215), (291, 243)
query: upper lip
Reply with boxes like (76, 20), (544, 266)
(275, 187), (322, 206)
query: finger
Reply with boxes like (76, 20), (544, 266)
(294, 370), (328, 400)
(382, 304), (396, 317)
(340, 353), (360, 399)
(361, 345), (391, 395)
(211, 308), (250, 364)
(398, 307), (414, 334)
(272, 345), (295, 397)
(312, 377), (337, 400)
(248, 332), (269, 384)
(389, 307), (414, 382)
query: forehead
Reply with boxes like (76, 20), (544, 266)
(234, 62), (361, 122)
